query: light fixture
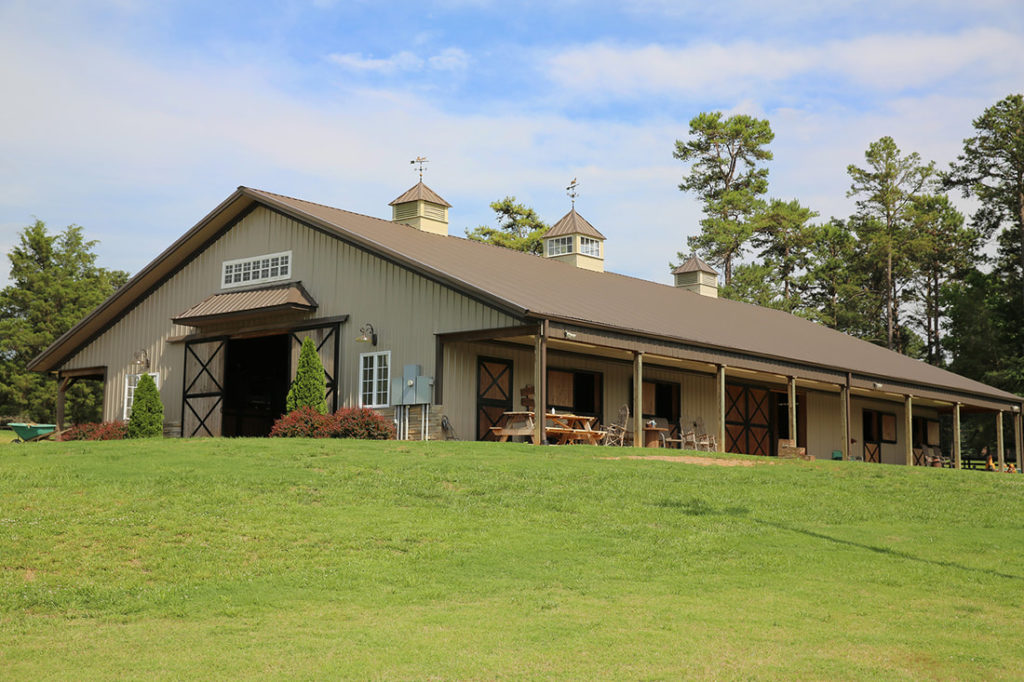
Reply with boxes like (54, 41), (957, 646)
(355, 323), (377, 346)
(872, 382), (883, 389)
(132, 349), (150, 372)
(564, 330), (577, 340)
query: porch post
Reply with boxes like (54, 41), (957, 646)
(953, 402), (962, 470)
(904, 395), (914, 466)
(840, 384), (850, 461)
(787, 376), (797, 445)
(533, 321), (547, 445)
(1015, 409), (1022, 473)
(633, 352), (644, 448)
(55, 373), (68, 432)
(996, 411), (1005, 471)
(716, 364), (726, 452)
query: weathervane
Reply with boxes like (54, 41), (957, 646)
(410, 156), (429, 180)
(566, 177), (578, 208)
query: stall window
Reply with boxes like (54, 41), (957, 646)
(547, 369), (602, 416)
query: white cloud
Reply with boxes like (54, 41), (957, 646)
(428, 47), (470, 72)
(544, 28), (1024, 100)
(326, 51), (424, 73)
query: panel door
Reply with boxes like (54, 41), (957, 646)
(290, 322), (340, 411)
(477, 357), (513, 441)
(182, 338), (226, 437)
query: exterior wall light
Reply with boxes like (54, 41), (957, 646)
(355, 323), (378, 346)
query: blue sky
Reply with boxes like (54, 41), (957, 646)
(2, 0), (1023, 286)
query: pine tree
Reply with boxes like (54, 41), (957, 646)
(127, 374), (164, 438)
(287, 337), (327, 414)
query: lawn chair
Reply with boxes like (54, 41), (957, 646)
(695, 418), (718, 452)
(922, 446), (950, 468)
(603, 404), (630, 446)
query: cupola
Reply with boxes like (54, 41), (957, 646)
(541, 179), (606, 272)
(389, 180), (451, 236)
(672, 255), (719, 297)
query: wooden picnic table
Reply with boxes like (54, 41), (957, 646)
(489, 411), (538, 444)
(544, 413), (606, 445)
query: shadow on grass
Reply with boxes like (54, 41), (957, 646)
(656, 496), (1023, 582)
(755, 518), (1024, 582)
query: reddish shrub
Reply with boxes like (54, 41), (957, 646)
(269, 406), (337, 438)
(334, 407), (395, 440)
(61, 421), (128, 441)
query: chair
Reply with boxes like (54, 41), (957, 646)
(695, 418), (718, 452)
(603, 404), (630, 446)
(922, 446), (950, 468)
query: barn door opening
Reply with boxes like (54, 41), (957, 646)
(182, 338), (226, 437)
(725, 383), (772, 456)
(223, 335), (290, 437)
(477, 357), (513, 441)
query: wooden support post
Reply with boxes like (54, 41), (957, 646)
(996, 411), (1005, 471)
(55, 373), (69, 432)
(904, 395), (914, 466)
(533, 322), (547, 445)
(633, 352), (644, 448)
(953, 402), (962, 470)
(1015, 409), (1023, 473)
(787, 376), (797, 445)
(840, 384), (850, 461)
(717, 364), (726, 452)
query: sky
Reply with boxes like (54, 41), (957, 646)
(1, 0), (1023, 288)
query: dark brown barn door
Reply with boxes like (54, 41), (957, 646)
(290, 322), (340, 411)
(725, 383), (772, 456)
(182, 338), (226, 437)
(477, 357), (513, 440)
(862, 410), (883, 463)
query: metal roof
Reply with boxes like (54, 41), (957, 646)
(172, 282), (317, 326)
(388, 181), (452, 208)
(545, 208), (606, 240)
(672, 255), (718, 275)
(30, 186), (1023, 410)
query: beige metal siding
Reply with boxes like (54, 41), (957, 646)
(805, 390), (843, 459)
(61, 207), (519, 428)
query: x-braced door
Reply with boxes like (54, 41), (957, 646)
(477, 357), (513, 441)
(290, 322), (340, 411)
(182, 338), (226, 437)
(725, 383), (772, 456)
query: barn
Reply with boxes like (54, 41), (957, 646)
(29, 182), (1024, 466)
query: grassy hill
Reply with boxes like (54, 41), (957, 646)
(2, 438), (1023, 679)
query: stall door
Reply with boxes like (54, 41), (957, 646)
(182, 338), (226, 437)
(725, 383), (772, 456)
(477, 357), (513, 441)
(290, 322), (340, 411)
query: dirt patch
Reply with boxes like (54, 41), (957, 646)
(602, 455), (767, 467)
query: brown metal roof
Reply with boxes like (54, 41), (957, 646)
(31, 185), (1023, 410)
(672, 255), (718, 275)
(545, 208), (605, 239)
(172, 282), (317, 326)
(388, 181), (452, 208)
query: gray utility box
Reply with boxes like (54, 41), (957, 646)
(391, 364), (433, 405)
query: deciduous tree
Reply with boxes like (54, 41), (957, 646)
(0, 221), (128, 422)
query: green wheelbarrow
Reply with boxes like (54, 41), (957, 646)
(9, 423), (57, 443)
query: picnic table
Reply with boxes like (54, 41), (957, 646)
(489, 411), (607, 445)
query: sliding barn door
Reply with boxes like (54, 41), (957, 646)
(477, 357), (513, 441)
(290, 322), (340, 411)
(182, 338), (226, 437)
(724, 383), (772, 456)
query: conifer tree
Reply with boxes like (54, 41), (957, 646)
(287, 337), (327, 414)
(127, 374), (163, 438)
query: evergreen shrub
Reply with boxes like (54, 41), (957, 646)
(286, 337), (327, 414)
(127, 374), (164, 438)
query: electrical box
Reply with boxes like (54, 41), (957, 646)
(391, 364), (433, 405)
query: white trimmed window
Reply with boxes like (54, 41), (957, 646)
(546, 236), (573, 256)
(359, 352), (390, 408)
(222, 251), (292, 288)
(580, 237), (600, 257)
(124, 372), (159, 419)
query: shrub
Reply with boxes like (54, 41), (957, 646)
(335, 407), (395, 440)
(127, 373), (164, 438)
(61, 421), (128, 441)
(286, 337), (327, 414)
(270, 406), (337, 438)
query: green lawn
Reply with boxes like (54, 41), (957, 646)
(2, 439), (1023, 679)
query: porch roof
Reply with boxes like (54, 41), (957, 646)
(172, 281), (317, 327)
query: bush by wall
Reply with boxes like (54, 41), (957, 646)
(61, 421), (129, 441)
(286, 337), (327, 414)
(127, 373), (164, 438)
(335, 407), (395, 440)
(270, 405), (338, 438)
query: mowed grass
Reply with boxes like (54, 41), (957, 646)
(2, 439), (1023, 680)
